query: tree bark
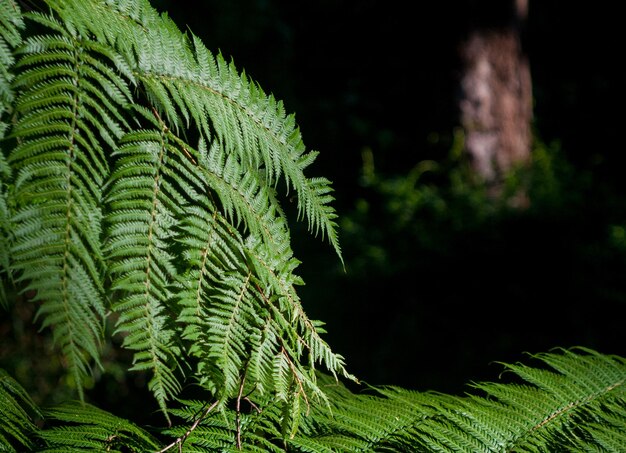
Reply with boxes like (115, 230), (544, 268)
(459, 0), (532, 205)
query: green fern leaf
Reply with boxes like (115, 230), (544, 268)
(3, 1), (352, 441)
(164, 398), (284, 452)
(7, 10), (132, 397)
(56, 0), (343, 260)
(105, 127), (188, 418)
(291, 348), (626, 452)
(40, 401), (159, 452)
(0, 0), (22, 109)
(0, 0), (23, 309)
(0, 368), (42, 451)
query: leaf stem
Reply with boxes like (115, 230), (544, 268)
(156, 400), (219, 453)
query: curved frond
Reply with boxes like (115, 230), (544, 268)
(3, 0), (351, 439)
(172, 137), (352, 422)
(50, 0), (342, 260)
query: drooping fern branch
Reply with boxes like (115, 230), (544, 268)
(8, 6), (130, 398)
(0, 0), (351, 427)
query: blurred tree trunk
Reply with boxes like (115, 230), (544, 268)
(459, 0), (532, 206)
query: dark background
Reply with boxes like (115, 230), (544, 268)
(149, 1), (626, 394)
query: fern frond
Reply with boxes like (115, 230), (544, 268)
(3, 0), (351, 440)
(247, 246), (353, 384)
(173, 175), (289, 403)
(200, 138), (292, 260)
(7, 10), (133, 396)
(105, 127), (192, 418)
(40, 401), (159, 452)
(0, 368), (42, 451)
(0, 0), (23, 309)
(54, 0), (343, 260)
(290, 348), (626, 452)
(170, 135), (351, 415)
(489, 347), (626, 451)
(0, 0), (22, 109)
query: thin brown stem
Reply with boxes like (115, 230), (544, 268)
(156, 400), (219, 453)
(244, 397), (261, 414)
(235, 372), (247, 450)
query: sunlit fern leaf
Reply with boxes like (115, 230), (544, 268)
(3, 0), (352, 443)
(203, 269), (266, 398)
(292, 374), (444, 452)
(244, 238), (353, 387)
(173, 185), (265, 400)
(55, 0), (343, 260)
(39, 401), (159, 452)
(290, 348), (626, 452)
(396, 358), (626, 452)
(7, 10), (132, 398)
(171, 135), (351, 416)
(104, 126), (195, 419)
(485, 347), (626, 452)
(0, 368), (42, 451)
(200, 138), (292, 260)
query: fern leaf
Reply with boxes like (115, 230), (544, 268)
(0, 368), (42, 451)
(3, 1), (351, 438)
(55, 0), (343, 260)
(40, 401), (159, 452)
(290, 348), (626, 452)
(105, 128), (189, 418)
(164, 398), (284, 452)
(7, 10), (132, 396)
(0, 0), (23, 309)
(0, 0), (22, 109)
(171, 136), (350, 415)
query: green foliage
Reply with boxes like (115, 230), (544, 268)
(39, 401), (159, 452)
(1, 1), (625, 451)
(291, 347), (626, 452)
(0, 368), (41, 451)
(2, 348), (625, 451)
(1, 0), (349, 430)
(0, 0), (23, 309)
